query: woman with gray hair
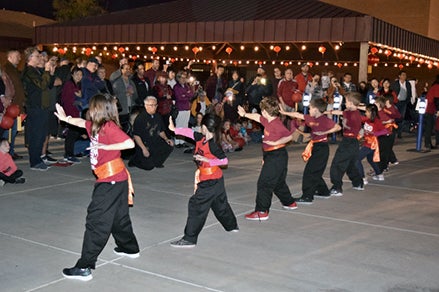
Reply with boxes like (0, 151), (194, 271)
(173, 70), (194, 147)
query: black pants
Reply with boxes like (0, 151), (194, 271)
(183, 177), (237, 244)
(26, 108), (49, 167)
(130, 138), (173, 170)
(330, 137), (363, 191)
(75, 181), (139, 269)
(302, 142), (330, 199)
(378, 135), (393, 173)
(255, 148), (295, 212)
(424, 113), (438, 148)
(0, 169), (23, 183)
(64, 124), (84, 157)
(388, 131), (398, 164)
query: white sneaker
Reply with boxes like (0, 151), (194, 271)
(363, 178), (369, 185)
(330, 189), (343, 197)
(372, 174), (384, 181)
(113, 248), (140, 258)
(0, 180), (5, 187)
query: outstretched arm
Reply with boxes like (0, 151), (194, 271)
(313, 124), (342, 136)
(279, 107), (304, 120)
(54, 103), (86, 128)
(237, 105), (261, 123)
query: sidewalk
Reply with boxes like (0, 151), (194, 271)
(1, 133), (438, 291)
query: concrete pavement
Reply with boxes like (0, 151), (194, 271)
(1, 133), (438, 292)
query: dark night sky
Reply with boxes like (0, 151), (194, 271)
(0, 0), (171, 19)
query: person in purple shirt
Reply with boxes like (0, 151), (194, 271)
(173, 70), (194, 147)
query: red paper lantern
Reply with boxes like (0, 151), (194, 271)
(318, 45), (326, 54)
(58, 48), (65, 55)
(384, 49), (392, 57)
(131, 55), (137, 60)
(398, 53), (405, 60)
(225, 47), (233, 55)
(419, 58), (425, 64)
(398, 64), (404, 70)
(308, 62), (313, 68)
(118, 47), (125, 53)
(170, 58), (175, 63)
(337, 63), (343, 68)
(258, 61), (263, 65)
(5, 104), (20, 119)
(284, 61), (289, 67)
(85, 48), (92, 56)
(0, 115), (14, 129)
(151, 47), (157, 54)
(112, 54), (117, 59)
(409, 56), (415, 63)
(192, 47), (199, 55)
(428, 63), (433, 69)
(368, 54), (380, 65)
(233, 61), (238, 66)
(273, 46), (281, 54)
(370, 47), (378, 54)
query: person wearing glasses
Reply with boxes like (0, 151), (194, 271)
(128, 96), (174, 170)
(21, 47), (56, 171)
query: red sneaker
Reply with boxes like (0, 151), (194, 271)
(283, 202), (298, 210)
(245, 211), (269, 221)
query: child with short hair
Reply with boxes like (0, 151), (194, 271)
(237, 97), (298, 221)
(0, 138), (25, 185)
(329, 92), (364, 196)
(278, 99), (341, 203)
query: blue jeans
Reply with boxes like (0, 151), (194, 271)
(357, 146), (380, 178)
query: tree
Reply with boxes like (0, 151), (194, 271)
(53, 0), (106, 22)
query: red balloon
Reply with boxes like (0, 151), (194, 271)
(292, 92), (302, 103)
(5, 104), (20, 119)
(0, 115), (14, 129)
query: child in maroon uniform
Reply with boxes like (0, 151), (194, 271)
(168, 113), (238, 248)
(383, 95), (401, 166)
(356, 104), (388, 184)
(237, 97), (298, 221)
(329, 92), (364, 196)
(55, 94), (139, 281)
(278, 99), (341, 204)
(374, 96), (396, 181)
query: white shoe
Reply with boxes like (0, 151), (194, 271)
(363, 178), (369, 185)
(372, 174), (384, 181)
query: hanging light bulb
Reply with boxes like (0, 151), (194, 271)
(240, 45), (245, 50)
(254, 46), (259, 51)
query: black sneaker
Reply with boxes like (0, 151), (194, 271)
(113, 247), (140, 258)
(62, 267), (92, 281)
(330, 188), (343, 197)
(41, 155), (57, 165)
(14, 178), (26, 184)
(170, 238), (196, 248)
(296, 196), (313, 205)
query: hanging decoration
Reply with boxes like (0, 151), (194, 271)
(58, 48), (65, 55)
(85, 48), (92, 56)
(118, 47), (125, 53)
(151, 47), (158, 54)
(192, 47), (200, 55)
(318, 45), (326, 55)
(225, 47), (233, 55)
(337, 63), (343, 68)
(370, 47), (378, 54)
(384, 49), (392, 57)
(398, 64), (404, 70)
(273, 46), (281, 55)
(368, 55), (380, 65)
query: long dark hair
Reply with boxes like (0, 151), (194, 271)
(366, 104), (379, 122)
(201, 113), (222, 147)
(89, 94), (120, 137)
